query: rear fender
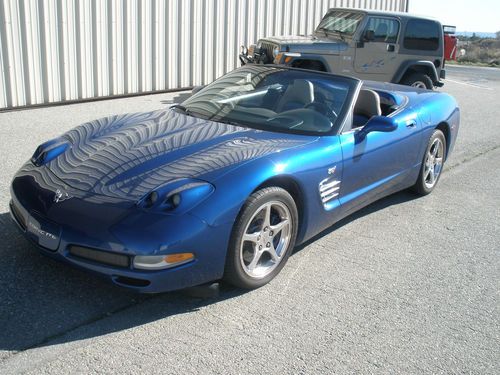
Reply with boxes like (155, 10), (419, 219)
(392, 60), (439, 84)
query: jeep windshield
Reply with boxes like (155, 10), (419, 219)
(178, 66), (359, 135)
(316, 10), (364, 36)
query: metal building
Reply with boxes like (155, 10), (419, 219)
(0, 0), (408, 110)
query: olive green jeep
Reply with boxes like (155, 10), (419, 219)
(240, 8), (446, 89)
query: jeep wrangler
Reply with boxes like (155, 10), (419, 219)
(240, 8), (446, 89)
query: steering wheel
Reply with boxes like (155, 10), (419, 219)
(305, 102), (338, 122)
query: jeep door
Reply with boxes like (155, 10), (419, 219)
(354, 16), (401, 81)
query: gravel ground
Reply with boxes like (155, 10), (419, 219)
(0, 65), (498, 374)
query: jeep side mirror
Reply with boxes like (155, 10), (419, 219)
(363, 30), (375, 42)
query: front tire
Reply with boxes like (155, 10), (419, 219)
(292, 60), (326, 72)
(411, 129), (446, 195)
(224, 187), (298, 289)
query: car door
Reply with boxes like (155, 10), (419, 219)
(354, 17), (401, 81)
(337, 112), (421, 216)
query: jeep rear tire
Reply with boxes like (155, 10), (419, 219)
(401, 72), (433, 89)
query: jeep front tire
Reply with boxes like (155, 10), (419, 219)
(291, 60), (326, 72)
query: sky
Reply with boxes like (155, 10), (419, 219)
(409, 0), (499, 33)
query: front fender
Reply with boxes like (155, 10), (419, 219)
(190, 136), (345, 245)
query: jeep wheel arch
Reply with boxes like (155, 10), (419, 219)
(290, 59), (328, 72)
(393, 60), (439, 86)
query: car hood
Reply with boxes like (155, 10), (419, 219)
(45, 109), (315, 201)
(260, 34), (348, 54)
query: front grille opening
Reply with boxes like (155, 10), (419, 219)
(114, 276), (150, 287)
(68, 245), (130, 268)
(260, 42), (276, 61)
(10, 201), (27, 230)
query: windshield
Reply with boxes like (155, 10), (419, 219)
(180, 66), (358, 135)
(316, 10), (364, 35)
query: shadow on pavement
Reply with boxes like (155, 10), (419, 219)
(0, 189), (419, 353)
(0, 212), (240, 353)
(294, 190), (420, 253)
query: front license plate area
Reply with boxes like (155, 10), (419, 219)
(27, 212), (61, 251)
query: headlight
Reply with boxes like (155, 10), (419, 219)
(31, 138), (70, 166)
(138, 178), (214, 215)
(248, 44), (257, 56)
(273, 46), (280, 57)
(133, 252), (195, 270)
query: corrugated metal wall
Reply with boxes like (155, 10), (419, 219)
(0, 0), (407, 110)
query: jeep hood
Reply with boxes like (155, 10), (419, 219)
(260, 34), (348, 54)
(44, 109), (315, 201)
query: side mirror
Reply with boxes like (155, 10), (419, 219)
(191, 85), (205, 95)
(357, 116), (397, 140)
(363, 30), (375, 42)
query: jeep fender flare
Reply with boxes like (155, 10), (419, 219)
(286, 56), (331, 72)
(392, 60), (439, 84)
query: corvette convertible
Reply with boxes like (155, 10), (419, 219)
(10, 66), (459, 292)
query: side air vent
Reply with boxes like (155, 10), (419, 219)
(319, 177), (341, 206)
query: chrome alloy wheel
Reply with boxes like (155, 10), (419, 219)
(424, 137), (444, 189)
(411, 81), (427, 89)
(239, 201), (292, 279)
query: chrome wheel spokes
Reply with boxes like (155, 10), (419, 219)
(240, 201), (292, 278)
(412, 81), (427, 89)
(424, 138), (444, 189)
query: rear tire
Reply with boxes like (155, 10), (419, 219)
(401, 72), (433, 89)
(411, 129), (446, 195)
(224, 187), (298, 289)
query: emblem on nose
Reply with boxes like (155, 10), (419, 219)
(54, 189), (71, 203)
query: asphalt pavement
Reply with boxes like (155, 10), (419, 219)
(0, 65), (498, 374)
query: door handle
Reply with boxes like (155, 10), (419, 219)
(387, 44), (395, 52)
(406, 120), (417, 128)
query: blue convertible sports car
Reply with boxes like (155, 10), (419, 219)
(10, 66), (459, 292)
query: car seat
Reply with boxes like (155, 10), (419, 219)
(276, 79), (315, 112)
(353, 89), (382, 128)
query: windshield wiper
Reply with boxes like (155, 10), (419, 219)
(213, 118), (242, 127)
(170, 104), (190, 114)
(332, 29), (345, 41)
(317, 27), (329, 38)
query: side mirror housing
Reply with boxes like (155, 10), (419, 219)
(357, 116), (397, 140)
(363, 29), (375, 42)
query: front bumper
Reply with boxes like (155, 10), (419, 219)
(435, 69), (446, 87)
(9, 165), (231, 293)
(239, 53), (253, 65)
(239, 52), (271, 65)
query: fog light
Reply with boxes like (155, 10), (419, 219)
(133, 253), (194, 270)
